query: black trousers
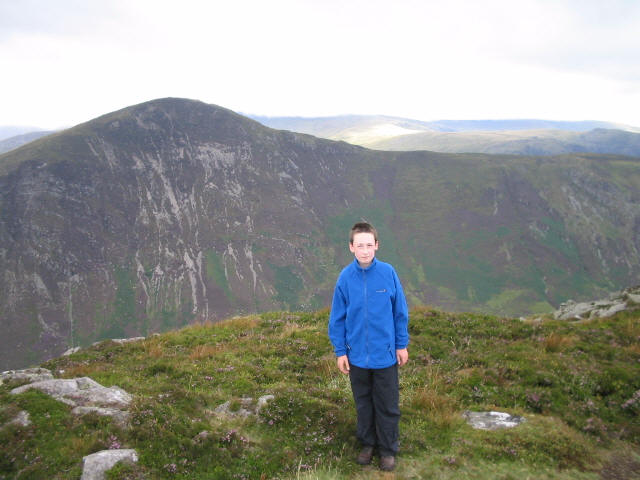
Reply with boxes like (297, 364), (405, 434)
(349, 363), (400, 457)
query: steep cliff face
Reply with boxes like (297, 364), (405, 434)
(389, 152), (640, 312)
(0, 99), (369, 368)
(1, 98), (639, 370)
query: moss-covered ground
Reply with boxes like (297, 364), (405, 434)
(1, 307), (639, 479)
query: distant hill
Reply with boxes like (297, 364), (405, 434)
(0, 126), (46, 142)
(250, 115), (640, 156)
(0, 130), (55, 154)
(247, 114), (434, 139)
(1, 98), (639, 369)
(415, 119), (635, 132)
(366, 128), (640, 156)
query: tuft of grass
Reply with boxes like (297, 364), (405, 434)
(543, 332), (576, 352)
(189, 344), (221, 360)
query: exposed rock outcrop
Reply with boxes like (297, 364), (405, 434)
(11, 377), (132, 409)
(553, 286), (640, 320)
(8, 369), (133, 427)
(63, 346), (82, 356)
(110, 337), (145, 345)
(71, 406), (131, 428)
(1, 367), (54, 385)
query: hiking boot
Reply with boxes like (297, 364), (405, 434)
(380, 455), (396, 471)
(356, 446), (374, 465)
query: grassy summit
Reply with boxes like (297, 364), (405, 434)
(1, 307), (639, 479)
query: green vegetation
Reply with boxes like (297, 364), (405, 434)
(206, 250), (234, 304)
(270, 264), (303, 309)
(104, 266), (138, 339)
(326, 200), (408, 285)
(3, 99), (640, 373)
(2, 307), (639, 479)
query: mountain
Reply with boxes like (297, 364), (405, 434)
(247, 114), (435, 140)
(0, 126), (46, 142)
(0, 130), (56, 154)
(250, 115), (640, 156)
(1, 98), (640, 370)
(412, 119), (636, 132)
(366, 128), (640, 156)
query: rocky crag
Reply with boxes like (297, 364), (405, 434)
(1, 98), (639, 369)
(553, 285), (640, 320)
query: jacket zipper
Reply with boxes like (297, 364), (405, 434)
(364, 268), (369, 368)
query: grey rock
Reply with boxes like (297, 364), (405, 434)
(111, 337), (145, 345)
(63, 346), (82, 356)
(193, 430), (212, 443)
(622, 390), (640, 410)
(1, 367), (54, 384)
(214, 394), (275, 418)
(5, 410), (31, 428)
(553, 286), (640, 320)
(598, 302), (628, 318)
(215, 399), (253, 418)
(256, 394), (275, 414)
(12, 377), (96, 403)
(10, 377), (132, 413)
(2, 368), (133, 427)
(65, 384), (132, 409)
(91, 337), (145, 348)
(81, 449), (138, 480)
(463, 410), (526, 430)
(72, 406), (131, 428)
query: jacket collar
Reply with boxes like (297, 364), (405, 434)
(353, 257), (377, 272)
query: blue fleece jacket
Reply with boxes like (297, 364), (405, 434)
(328, 257), (409, 369)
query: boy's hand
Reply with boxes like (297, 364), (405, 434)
(336, 355), (350, 374)
(396, 348), (409, 366)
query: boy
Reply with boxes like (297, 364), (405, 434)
(328, 222), (409, 472)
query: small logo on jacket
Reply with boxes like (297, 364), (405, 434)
(376, 289), (387, 293)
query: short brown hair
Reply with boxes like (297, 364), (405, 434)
(349, 222), (378, 244)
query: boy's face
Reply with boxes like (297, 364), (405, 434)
(349, 232), (378, 268)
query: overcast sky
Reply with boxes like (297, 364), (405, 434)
(1, 0), (639, 129)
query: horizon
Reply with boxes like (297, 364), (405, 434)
(2, 101), (639, 137)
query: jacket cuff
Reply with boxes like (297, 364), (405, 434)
(335, 348), (347, 357)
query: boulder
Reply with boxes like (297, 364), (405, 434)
(65, 384), (132, 409)
(81, 449), (138, 480)
(10, 377), (132, 409)
(463, 410), (526, 430)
